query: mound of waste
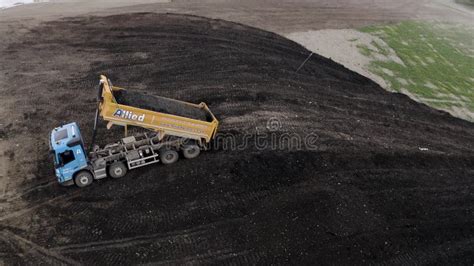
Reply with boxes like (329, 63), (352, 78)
(3, 13), (473, 264)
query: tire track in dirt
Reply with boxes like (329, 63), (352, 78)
(0, 141), (8, 199)
(3, 180), (56, 202)
(56, 218), (258, 264)
(0, 230), (79, 265)
(0, 190), (81, 222)
(148, 249), (264, 265)
(381, 236), (474, 265)
(52, 218), (244, 254)
(51, 177), (287, 247)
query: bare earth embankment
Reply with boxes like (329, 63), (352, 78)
(0, 1), (473, 264)
(287, 22), (474, 122)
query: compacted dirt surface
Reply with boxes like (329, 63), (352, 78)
(1, 13), (473, 264)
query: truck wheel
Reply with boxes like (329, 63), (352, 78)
(109, 161), (127, 179)
(182, 145), (200, 159)
(160, 149), (179, 164)
(74, 171), (93, 188)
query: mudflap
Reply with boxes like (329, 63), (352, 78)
(201, 141), (212, 151)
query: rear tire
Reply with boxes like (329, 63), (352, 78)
(74, 171), (93, 188)
(160, 149), (179, 164)
(109, 161), (127, 179)
(182, 145), (201, 159)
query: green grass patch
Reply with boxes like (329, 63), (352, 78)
(356, 44), (373, 57)
(359, 21), (474, 120)
(370, 40), (390, 56)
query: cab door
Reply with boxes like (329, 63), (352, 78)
(58, 149), (77, 182)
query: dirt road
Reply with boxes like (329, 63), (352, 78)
(1, 0), (473, 30)
(0, 12), (473, 264)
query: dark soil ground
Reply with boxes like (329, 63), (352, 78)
(114, 89), (210, 122)
(1, 13), (473, 264)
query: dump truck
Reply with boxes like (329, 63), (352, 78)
(49, 75), (219, 187)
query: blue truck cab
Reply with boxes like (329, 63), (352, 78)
(50, 122), (89, 186)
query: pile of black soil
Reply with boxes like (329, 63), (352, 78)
(114, 89), (211, 121)
(1, 13), (473, 265)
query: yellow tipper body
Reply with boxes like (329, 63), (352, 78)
(98, 75), (218, 143)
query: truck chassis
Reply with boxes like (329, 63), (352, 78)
(73, 133), (200, 187)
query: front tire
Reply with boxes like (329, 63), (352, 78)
(74, 171), (93, 188)
(109, 161), (127, 179)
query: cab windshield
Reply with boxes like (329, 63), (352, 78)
(54, 129), (68, 142)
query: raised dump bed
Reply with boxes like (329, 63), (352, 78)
(113, 90), (212, 122)
(98, 75), (218, 143)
